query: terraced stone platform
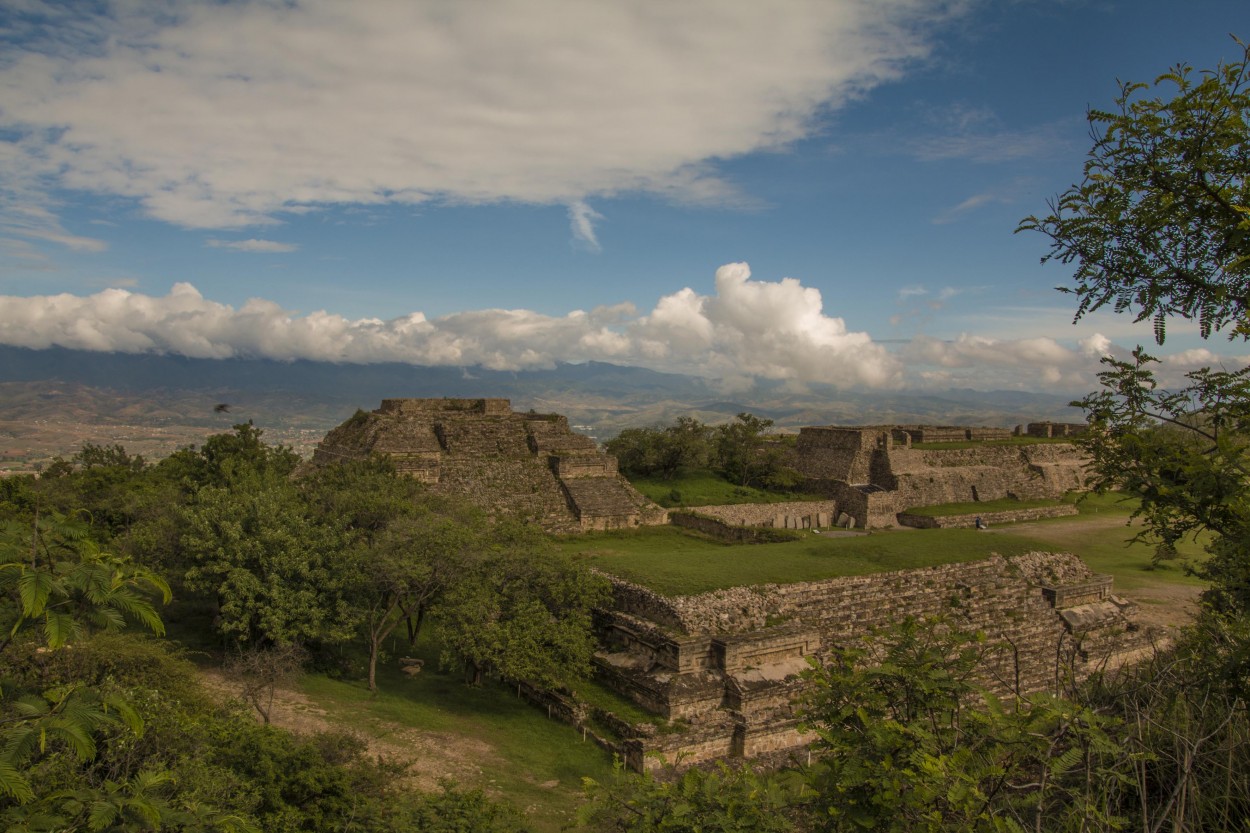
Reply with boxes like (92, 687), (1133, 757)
(313, 398), (667, 532)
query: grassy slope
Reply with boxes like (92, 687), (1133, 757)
(991, 492), (1209, 595)
(297, 637), (614, 833)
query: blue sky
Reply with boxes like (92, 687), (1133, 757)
(0, 0), (1246, 394)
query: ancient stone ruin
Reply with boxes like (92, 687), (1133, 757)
(784, 425), (1089, 528)
(313, 398), (667, 532)
(591, 552), (1153, 771)
(312, 404), (1145, 772)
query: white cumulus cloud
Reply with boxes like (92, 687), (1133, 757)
(0, 0), (963, 245)
(0, 262), (901, 387)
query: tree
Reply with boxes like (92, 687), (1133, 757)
(303, 458), (485, 689)
(579, 760), (802, 832)
(799, 618), (1131, 832)
(1019, 39), (1250, 342)
(1020, 39), (1250, 613)
(713, 413), (798, 489)
(605, 418), (713, 480)
(179, 470), (356, 648)
(437, 525), (609, 688)
(224, 642), (307, 725)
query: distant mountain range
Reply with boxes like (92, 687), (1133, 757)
(0, 346), (1088, 463)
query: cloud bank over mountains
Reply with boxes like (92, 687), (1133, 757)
(2, 264), (1240, 392)
(1, 0), (958, 248)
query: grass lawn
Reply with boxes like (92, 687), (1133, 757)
(296, 636), (615, 833)
(557, 491), (1209, 604)
(559, 525), (1052, 596)
(989, 492), (1209, 596)
(628, 469), (823, 508)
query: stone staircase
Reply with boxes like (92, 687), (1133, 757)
(561, 476), (648, 527)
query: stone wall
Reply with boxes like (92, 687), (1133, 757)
(897, 504), (1079, 528)
(669, 512), (802, 544)
(784, 424), (1088, 528)
(1027, 422), (1087, 438)
(885, 444), (1086, 508)
(687, 500), (842, 528)
(593, 551), (1153, 770)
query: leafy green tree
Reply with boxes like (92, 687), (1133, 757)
(354, 510), (480, 690)
(74, 443), (146, 471)
(715, 412), (774, 487)
(180, 470), (356, 648)
(799, 618), (1132, 833)
(303, 458), (486, 689)
(713, 412), (798, 489)
(196, 422), (301, 485)
(1019, 39), (1250, 342)
(1073, 350), (1250, 609)
(606, 418), (713, 480)
(0, 511), (170, 655)
(579, 760), (802, 832)
(1021, 39), (1250, 611)
(437, 526), (609, 688)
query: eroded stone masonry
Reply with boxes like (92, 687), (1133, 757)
(593, 552), (1153, 771)
(313, 398), (667, 532)
(784, 423), (1089, 528)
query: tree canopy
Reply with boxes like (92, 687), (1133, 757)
(1019, 39), (1250, 342)
(1021, 38), (1250, 615)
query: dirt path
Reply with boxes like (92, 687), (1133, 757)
(198, 670), (504, 792)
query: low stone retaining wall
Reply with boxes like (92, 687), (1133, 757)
(897, 504), (1078, 529)
(670, 512), (801, 544)
(1043, 575), (1113, 607)
(690, 500), (842, 527)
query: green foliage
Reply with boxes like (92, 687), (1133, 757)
(438, 543), (610, 689)
(1019, 39), (1250, 341)
(73, 443), (146, 472)
(1074, 348), (1250, 610)
(606, 417), (713, 480)
(195, 422), (301, 485)
(1078, 614), (1250, 830)
(714, 413), (799, 489)
(579, 760), (802, 832)
(303, 458), (488, 688)
(800, 618), (1133, 832)
(180, 470), (356, 648)
(0, 512), (169, 654)
(610, 414), (801, 492)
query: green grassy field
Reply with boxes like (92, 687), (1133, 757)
(558, 491), (1208, 600)
(992, 492), (1209, 595)
(559, 525), (1048, 595)
(629, 469), (823, 508)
